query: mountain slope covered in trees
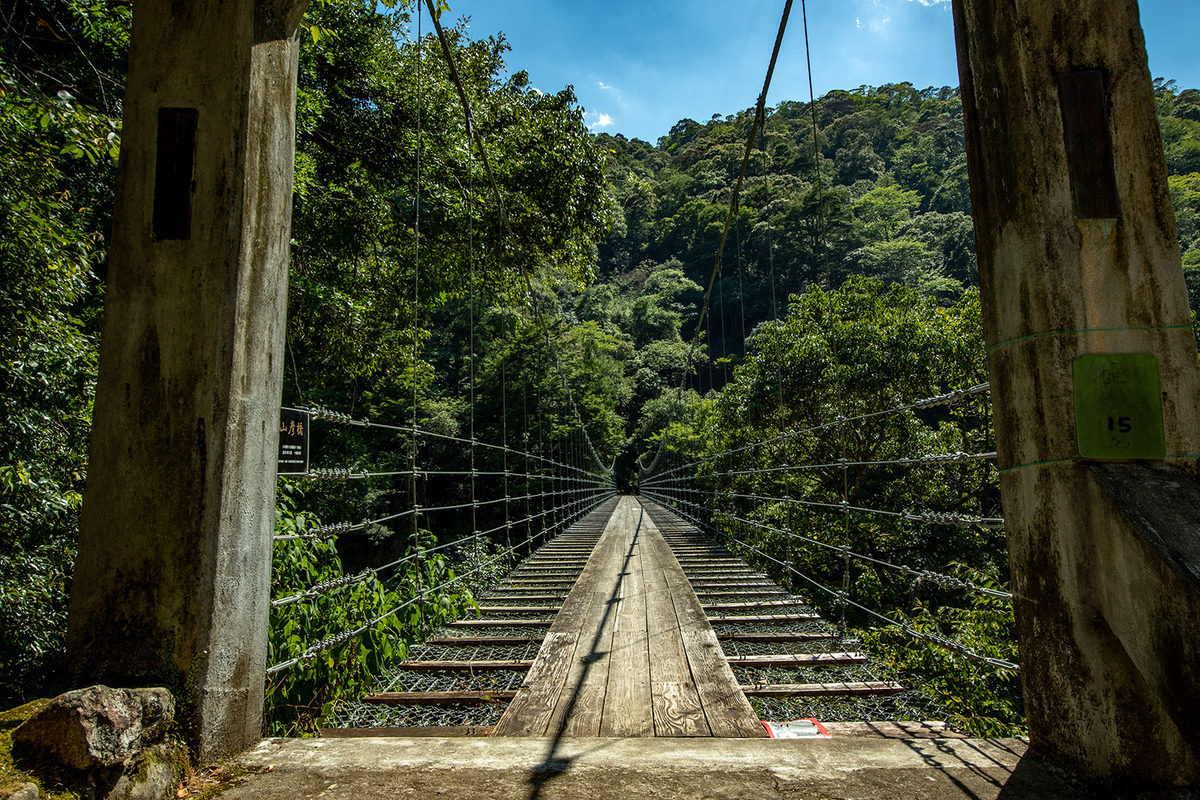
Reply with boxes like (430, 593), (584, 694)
(577, 78), (1200, 463)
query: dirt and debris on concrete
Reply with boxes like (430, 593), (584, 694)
(218, 734), (1107, 800)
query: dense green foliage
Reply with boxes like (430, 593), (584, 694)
(588, 80), (1200, 465)
(647, 279), (1018, 734)
(267, 1), (623, 731)
(266, 483), (476, 736)
(0, 0), (124, 705)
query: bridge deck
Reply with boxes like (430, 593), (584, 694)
(493, 495), (766, 737)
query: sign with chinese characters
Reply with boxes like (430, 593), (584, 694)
(277, 408), (310, 475)
(1073, 354), (1166, 459)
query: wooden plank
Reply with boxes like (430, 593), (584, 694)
(740, 681), (906, 697)
(679, 629), (766, 738)
(653, 681), (710, 737)
(548, 501), (632, 737)
(393, 659), (533, 671)
(646, 513), (767, 740)
(503, 579), (578, 584)
(426, 636), (544, 646)
(716, 632), (836, 643)
(319, 726), (494, 738)
(613, 515), (647, 634)
(362, 690), (517, 705)
(555, 590), (616, 736)
(448, 619), (553, 628)
(695, 591), (788, 598)
(475, 606), (562, 614)
(707, 614), (822, 624)
(701, 600), (806, 611)
(599, 516), (652, 736)
(727, 652), (868, 667)
(599, 628), (653, 737)
(492, 630), (579, 735)
(643, 531), (709, 737)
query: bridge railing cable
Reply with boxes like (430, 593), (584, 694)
(269, 396), (615, 676)
(639, 380), (1014, 674)
(644, 492), (1017, 671)
(267, 489), (616, 676)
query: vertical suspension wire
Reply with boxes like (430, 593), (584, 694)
(736, 210), (748, 359)
(839, 458), (851, 635)
(717, 261), (728, 388)
(800, 0), (830, 286)
(551, 385), (560, 538)
(467, 97), (478, 574)
(569, 426), (576, 524)
(762, 124), (786, 422)
(411, 2), (425, 633)
(502, 353), (511, 553)
(523, 370), (531, 551)
(540, 357), (549, 551)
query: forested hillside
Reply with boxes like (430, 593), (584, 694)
(586, 78), (1200, 463)
(4, 0), (1200, 736)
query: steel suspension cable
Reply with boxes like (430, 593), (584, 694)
(642, 495), (1018, 671)
(800, 0), (830, 286)
(423, 0), (613, 478)
(641, 0), (795, 479)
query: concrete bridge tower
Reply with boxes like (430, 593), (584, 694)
(65, 0), (309, 758)
(954, 0), (1200, 785)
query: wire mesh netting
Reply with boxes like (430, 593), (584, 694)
(327, 497), (955, 733)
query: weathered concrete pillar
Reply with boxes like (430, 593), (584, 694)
(66, 0), (308, 758)
(953, 0), (1200, 785)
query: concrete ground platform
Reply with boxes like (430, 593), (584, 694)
(225, 734), (1101, 799)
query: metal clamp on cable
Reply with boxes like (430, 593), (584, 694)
(305, 405), (370, 427)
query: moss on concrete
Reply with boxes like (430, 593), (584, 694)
(0, 699), (85, 800)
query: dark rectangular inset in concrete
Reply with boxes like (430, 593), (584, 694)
(1057, 70), (1120, 219)
(153, 107), (198, 240)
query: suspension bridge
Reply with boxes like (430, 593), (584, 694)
(259, 376), (1000, 742)
(52, 0), (1200, 796)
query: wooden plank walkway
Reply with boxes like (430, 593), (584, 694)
(493, 495), (767, 738)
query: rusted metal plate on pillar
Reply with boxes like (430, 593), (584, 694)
(1057, 70), (1120, 219)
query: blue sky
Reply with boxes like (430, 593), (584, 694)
(424, 0), (1200, 144)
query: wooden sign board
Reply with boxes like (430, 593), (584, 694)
(277, 408), (310, 474)
(1073, 354), (1166, 459)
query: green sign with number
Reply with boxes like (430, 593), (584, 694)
(1073, 354), (1166, 459)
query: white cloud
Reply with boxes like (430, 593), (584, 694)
(871, 16), (890, 31)
(907, 0), (949, 4)
(856, 17), (862, 28)
(596, 80), (628, 109)
(588, 112), (614, 130)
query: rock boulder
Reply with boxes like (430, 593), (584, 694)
(11, 686), (174, 772)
